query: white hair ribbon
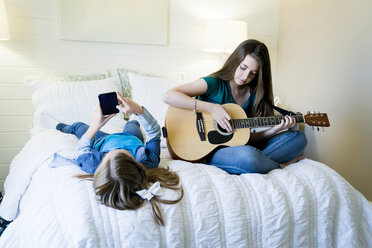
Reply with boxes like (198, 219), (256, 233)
(136, 182), (164, 200)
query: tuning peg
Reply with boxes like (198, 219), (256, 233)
(312, 126), (315, 131)
(307, 111), (310, 114)
(317, 127), (320, 131)
(322, 127), (325, 132)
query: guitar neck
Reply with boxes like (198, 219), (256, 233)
(232, 115), (304, 129)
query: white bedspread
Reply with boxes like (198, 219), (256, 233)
(0, 130), (371, 247)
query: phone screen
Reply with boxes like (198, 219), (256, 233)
(98, 92), (119, 116)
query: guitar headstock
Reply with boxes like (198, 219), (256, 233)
(304, 112), (330, 129)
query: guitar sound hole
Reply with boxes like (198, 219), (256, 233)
(216, 123), (229, 133)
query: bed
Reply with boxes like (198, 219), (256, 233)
(0, 70), (371, 247)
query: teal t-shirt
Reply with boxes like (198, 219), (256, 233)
(198, 77), (256, 117)
(94, 133), (144, 158)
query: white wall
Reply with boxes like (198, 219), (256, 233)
(277, 0), (372, 200)
(0, 0), (280, 189)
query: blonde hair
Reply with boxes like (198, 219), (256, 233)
(210, 39), (274, 117)
(77, 152), (183, 225)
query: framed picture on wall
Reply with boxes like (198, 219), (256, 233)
(59, 0), (169, 45)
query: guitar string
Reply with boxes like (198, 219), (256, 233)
(231, 115), (304, 129)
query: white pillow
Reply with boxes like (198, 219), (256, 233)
(25, 77), (126, 136)
(116, 68), (184, 120)
(128, 72), (183, 147)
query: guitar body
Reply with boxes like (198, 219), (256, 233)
(165, 104), (250, 162)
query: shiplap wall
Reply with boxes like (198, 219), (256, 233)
(0, 0), (280, 190)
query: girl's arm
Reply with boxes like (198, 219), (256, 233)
(74, 106), (115, 173)
(134, 107), (161, 168)
(84, 106), (116, 139)
(163, 79), (234, 132)
(74, 136), (105, 173)
(115, 92), (143, 116)
(163, 79), (209, 110)
(115, 92), (159, 140)
(116, 92), (161, 167)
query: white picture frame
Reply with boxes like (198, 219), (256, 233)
(59, 0), (168, 45)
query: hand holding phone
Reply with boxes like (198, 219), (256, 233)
(98, 92), (120, 116)
(116, 92), (143, 115)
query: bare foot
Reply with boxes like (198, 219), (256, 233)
(280, 155), (305, 169)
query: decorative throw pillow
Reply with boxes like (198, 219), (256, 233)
(116, 68), (184, 120)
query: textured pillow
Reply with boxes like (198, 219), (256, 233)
(117, 69), (184, 97)
(25, 76), (126, 136)
(116, 68), (134, 99)
(128, 72), (183, 147)
(116, 68), (184, 120)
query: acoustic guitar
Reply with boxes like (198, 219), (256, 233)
(164, 103), (330, 162)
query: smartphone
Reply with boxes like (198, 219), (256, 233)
(98, 92), (119, 116)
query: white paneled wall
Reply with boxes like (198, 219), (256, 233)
(0, 0), (280, 189)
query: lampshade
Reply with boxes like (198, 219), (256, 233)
(0, 0), (10, 40)
(203, 20), (247, 53)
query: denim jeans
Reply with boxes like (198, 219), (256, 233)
(56, 120), (144, 145)
(206, 130), (307, 174)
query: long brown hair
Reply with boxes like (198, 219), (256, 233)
(210, 39), (274, 116)
(77, 152), (183, 226)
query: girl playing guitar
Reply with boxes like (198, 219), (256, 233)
(163, 39), (307, 174)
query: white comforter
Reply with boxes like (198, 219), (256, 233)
(0, 130), (371, 247)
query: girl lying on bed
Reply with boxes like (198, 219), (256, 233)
(50, 92), (183, 226)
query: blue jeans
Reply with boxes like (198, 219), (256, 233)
(56, 120), (144, 144)
(206, 130), (307, 174)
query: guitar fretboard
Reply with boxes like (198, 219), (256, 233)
(231, 115), (304, 129)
